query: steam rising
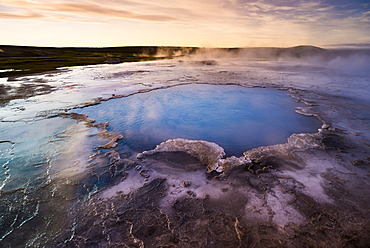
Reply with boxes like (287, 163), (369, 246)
(326, 54), (370, 73)
(174, 46), (370, 75)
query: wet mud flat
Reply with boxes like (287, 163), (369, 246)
(0, 75), (57, 106)
(0, 55), (370, 247)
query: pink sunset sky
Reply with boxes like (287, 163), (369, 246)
(1, 0), (369, 47)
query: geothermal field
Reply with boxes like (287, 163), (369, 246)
(0, 47), (370, 247)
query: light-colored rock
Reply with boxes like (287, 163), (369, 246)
(137, 138), (225, 171)
(137, 138), (251, 173)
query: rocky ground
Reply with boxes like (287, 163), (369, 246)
(0, 53), (369, 247)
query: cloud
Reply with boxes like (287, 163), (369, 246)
(0, 0), (177, 22)
(49, 2), (177, 21)
(325, 43), (370, 48)
(0, 11), (45, 19)
(0, 0), (369, 47)
(1, 0), (369, 27)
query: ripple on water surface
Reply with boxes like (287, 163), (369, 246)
(73, 84), (321, 156)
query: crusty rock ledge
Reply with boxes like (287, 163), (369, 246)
(136, 131), (324, 174)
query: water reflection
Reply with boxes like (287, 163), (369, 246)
(74, 84), (321, 156)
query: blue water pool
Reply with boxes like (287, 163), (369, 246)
(73, 84), (321, 156)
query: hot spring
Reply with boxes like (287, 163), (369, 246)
(73, 84), (321, 156)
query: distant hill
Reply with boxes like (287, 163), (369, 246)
(1, 45), (369, 77)
(280, 45), (326, 58)
(0, 45), (197, 58)
(0, 45), (197, 77)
